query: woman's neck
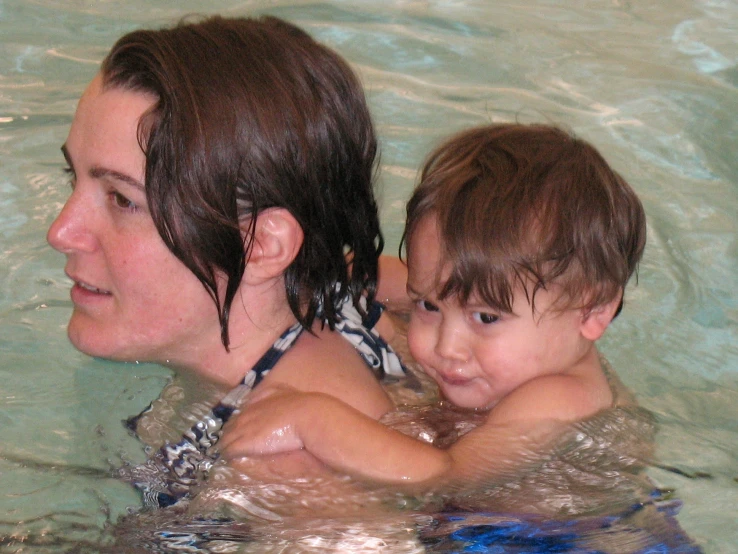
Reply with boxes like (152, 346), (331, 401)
(164, 280), (298, 387)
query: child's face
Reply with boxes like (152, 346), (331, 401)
(406, 216), (594, 411)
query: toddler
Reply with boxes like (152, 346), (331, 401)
(220, 123), (649, 512)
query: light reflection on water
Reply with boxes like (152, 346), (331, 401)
(0, 0), (736, 552)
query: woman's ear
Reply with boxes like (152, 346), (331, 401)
(579, 292), (623, 341)
(243, 208), (304, 285)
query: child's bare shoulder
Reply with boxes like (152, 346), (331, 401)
(487, 366), (613, 426)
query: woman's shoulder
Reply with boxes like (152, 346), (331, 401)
(265, 326), (395, 418)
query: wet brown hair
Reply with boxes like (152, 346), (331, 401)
(100, 15), (382, 348)
(402, 123), (646, 315)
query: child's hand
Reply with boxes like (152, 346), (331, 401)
(218, 384), (307, 459)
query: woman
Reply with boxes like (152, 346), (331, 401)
(47, 14), (406, 510)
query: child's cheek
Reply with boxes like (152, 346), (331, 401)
(406, 320), (430, 368)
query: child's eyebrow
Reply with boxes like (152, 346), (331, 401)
(61, 144), (145, 191)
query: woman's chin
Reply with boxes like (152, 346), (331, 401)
(67, 320), (138, 363)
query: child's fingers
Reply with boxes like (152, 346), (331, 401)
(218, 393), (305, 458)
(217, 407), (269, 455)
(240, 383), (298, 407)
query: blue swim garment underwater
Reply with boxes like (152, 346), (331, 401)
(109, 496), (703, 552)
(418, 500), (702, 553)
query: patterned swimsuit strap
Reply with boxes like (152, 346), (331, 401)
(130, 298), (406, 508)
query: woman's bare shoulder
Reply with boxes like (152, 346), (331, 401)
(264, 327), (394, 418)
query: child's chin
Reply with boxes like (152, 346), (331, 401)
(442, 389), (491, 411)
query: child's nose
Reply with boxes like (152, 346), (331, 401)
(434, 322), (469, 362)
(47, 191), (97, 255)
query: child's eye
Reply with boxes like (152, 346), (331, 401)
(416, 299), (439, 313)
(473, 311), (499, 324)
(110, 191), (138, 212)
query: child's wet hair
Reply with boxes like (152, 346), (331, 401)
(101, 15), (382, 348)
(402, 123), (646, 315)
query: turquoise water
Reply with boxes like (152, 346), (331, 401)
(0, 0), (736, 552)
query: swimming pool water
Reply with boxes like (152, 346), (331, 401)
(0, 0), (736, 552)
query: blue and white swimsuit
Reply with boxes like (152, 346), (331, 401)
(121, 296), (406, 509)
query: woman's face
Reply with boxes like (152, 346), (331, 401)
(47, 74), (222, 365)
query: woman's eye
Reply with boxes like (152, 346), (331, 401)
(62, 166), (76, 188)
(473, 312), (498, 324)
(111, 191), (137, 211)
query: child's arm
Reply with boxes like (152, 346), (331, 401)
(219, 385), (452, 484)
(219, 374), (603, 492)
(377, 255), (409, 307)
(371, 255), (410, 343)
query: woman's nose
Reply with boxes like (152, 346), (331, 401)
(47, 190), (97, 255)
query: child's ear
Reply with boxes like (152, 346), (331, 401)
(243, 208), (304, 285)
(580, 293), (622, 341)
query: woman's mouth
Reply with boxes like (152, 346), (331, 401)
(75, 280), (112, 294)
(69, 276), (113, 302)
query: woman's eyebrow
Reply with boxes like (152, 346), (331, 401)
(60, 143), (145, 191)
(61, 144), (73, 168)
(89, 166), (145, 191)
